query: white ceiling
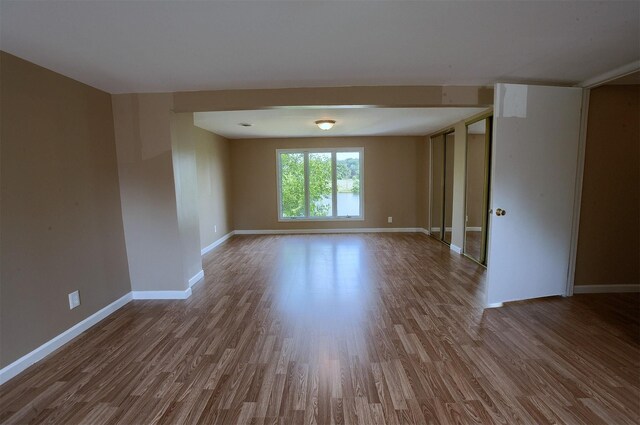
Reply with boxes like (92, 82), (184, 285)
(194, 107), (487, 139)
(1, 1), (638, 94)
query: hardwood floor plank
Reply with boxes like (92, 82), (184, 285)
(0, 234), (638, 424)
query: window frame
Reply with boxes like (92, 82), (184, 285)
(276, 147), (365, 222)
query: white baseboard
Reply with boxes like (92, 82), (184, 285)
(430, 227), (481, 232)
(573, 284), (640, 294)
(429, 227), (453, 232)
(131, 288), (192, 300)
(201, 231), (234, 256)
(450, 244), (463, 254)
(234, 227), (425, 235)
(486, 302), (504, 308)
(1, 281), (199, 386)
(0, 227), (441, 386)
(188, 270), (204, 287)
(0, 292), (133, 386)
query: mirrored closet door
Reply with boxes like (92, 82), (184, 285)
(430, 135), (444, 237)
(430, 130), (455, 245)
(443, 132), (455, 244)
(464, 116), (492, 265)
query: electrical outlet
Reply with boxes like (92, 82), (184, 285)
(388, 216), (393, 223)
(68, 290), (80, 310)
(214, 225), (217, 233)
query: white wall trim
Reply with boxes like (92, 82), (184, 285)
(131, 288), (192, 300)
(434, 226), (480, 232)
(188, 270), (204, 287)
(234, 227), (424, 235)
(486, 302), (504, 308)
(578, 60), (640, 88)
(429, 226), (455, 232)
(566, 88), (590, 297)
(0, 281), (202, 385)
(450, 244), (463, 254)
(573, 284), (640, 294)
(0, 227), (443, 386)
(0, 292), (133, 386)
(201, 231), (234, 256)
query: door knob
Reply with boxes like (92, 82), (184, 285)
(495, 208), (506, 216)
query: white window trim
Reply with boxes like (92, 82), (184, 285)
(276, 147), (365, 222)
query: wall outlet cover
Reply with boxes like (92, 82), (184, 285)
(68, 290), (80, 309)
(387, 217), (393, 223)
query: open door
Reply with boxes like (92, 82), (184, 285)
(486, 83), (583, 307)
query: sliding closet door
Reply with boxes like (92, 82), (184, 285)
(486, 84), (583, 306)
(443, 132), (455, 245)
(430, 135), (444, 238)
(464, 117), (491, 264)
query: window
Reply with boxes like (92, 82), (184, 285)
(277, 148), (363, 221)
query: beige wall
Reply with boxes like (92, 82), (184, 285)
(575, 85), (639, 286)
(111, 93), (187, 292)
(231, 136), (420, 230)
(170, 113), (203, 282)
(195, 128), (233, 249)
(1, 52), (131, 367)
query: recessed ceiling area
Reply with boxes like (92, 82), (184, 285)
(1, 1), (637, 93)
(194, 107), (488, 139)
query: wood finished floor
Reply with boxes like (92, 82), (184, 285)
(1, 234), (638, 425)
(463, 232), (483, 263)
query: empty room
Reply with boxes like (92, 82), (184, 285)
(1, 1), (639, 424)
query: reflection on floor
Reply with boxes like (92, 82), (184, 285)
(464, 231), (483, 262)
(1, 234), (638, 424)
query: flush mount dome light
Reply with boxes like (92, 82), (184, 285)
(315, 120), (336, 130)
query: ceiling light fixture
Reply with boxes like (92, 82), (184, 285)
(315, 120), (336, 130)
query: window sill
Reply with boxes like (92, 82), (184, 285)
(278, 217), (365, 222)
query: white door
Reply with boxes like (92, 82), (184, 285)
(486, 83), (583, 307)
